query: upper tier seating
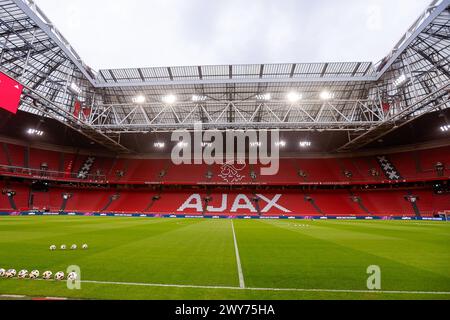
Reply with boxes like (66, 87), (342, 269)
(29, 147), (61, 172)
(6, 143), (25, 168)
(0, 142), (449, 185)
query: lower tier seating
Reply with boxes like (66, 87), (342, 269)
(1, 184), (448, 217)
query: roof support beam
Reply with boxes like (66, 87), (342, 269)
(337, 82), (450, 152)
(375, 0), (450, 79)
(415, 48), (450, 79)
(86, 98), (383, 132)
(12, 0), (96, 84)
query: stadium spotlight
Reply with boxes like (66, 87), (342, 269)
(250, 142), (262, 148)
(287, 92), (302, 102)
(393, 74), (408, 87)
(275, 140), (286, 147)
(154, 142), (165, 149)
(256, 93), (271, 101)
(192, 95), (207, 102)
(69, 82), (82, 95)
(162, 95), (177, 104)
(440, 125), (449, 132)
(132, 95), (146, 104)
(27, 128), (44, 136)
(299, 141), (312, 148)
(320, 91), (334, 100)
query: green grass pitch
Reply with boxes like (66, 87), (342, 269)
(0, 216), (449, 300)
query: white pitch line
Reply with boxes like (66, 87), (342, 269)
(83, 279), (239, 290)
(3, 279), (450, 295)
(231, 219), (245, 289)
(0, 294), (26, 298)
(79, 279), (450, 295)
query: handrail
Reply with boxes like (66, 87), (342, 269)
(0, 165), (107, 183)
(0, 164), (447, 186)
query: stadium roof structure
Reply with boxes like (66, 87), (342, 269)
(0, 0), (449, 153)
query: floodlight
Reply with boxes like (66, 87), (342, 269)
(27, 128), (44, 136)
(192, 95), (207, 102)
(287, 92), (302, 102)
(320, 91), (334, 100)
(133, 95), (146, 104)
(162, 95), (177, 104)
(154, 142), (165, 149)
(393, 74), (408, 87)
(256, 93), (271, 101)
(69, 82), (82, 95)
(299, 141), (312, 148)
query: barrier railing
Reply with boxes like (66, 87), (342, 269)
(0, 164), (447, 186)
(0, 165), (107, 183)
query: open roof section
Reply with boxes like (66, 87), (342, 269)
(2, 0), (448, 87)
(96, 62), (377, 88)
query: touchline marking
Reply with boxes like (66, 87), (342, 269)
(231, 219), (245, 288)
(3, 279), (450, 295)
(0, 294), (26, 298)
(79, 280), (450, 295)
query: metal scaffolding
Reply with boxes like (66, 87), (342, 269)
(88, 98), (385, 133)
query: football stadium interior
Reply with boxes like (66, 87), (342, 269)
(0, 0), (449, 300)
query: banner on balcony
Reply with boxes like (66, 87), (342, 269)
(0, 72), (23, 114)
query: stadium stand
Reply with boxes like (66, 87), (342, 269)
(0, 142), (449, 185)
(0, 182), (448, 217)
(0, 141), (449, 217)
(29, 147), (61, 173)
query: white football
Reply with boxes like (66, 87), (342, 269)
(60, 244), (66, 250)
(67, 272), (78, 281)
(71, 244), (77, 250)
(0, 268), (5, 277)
(42, 271), (52, 280)
(18, 270), (28, 279)
(82, 244), (88, 250)
(29, 270), (40, 279)
(54, 271), (65, 281)
(6, 269), (16, 278)
(50, 245), (56, 251)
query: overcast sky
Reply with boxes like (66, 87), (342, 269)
(34, 0), (430, 70)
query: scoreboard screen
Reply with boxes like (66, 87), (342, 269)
(0, 72), (23, 114)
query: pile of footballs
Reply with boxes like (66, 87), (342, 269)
(0, 244), (88, 281)
(50, 244), (88, 251)
(0, 269), (77, 281)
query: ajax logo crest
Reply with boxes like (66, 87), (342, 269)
(219, 161), (246, 183)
